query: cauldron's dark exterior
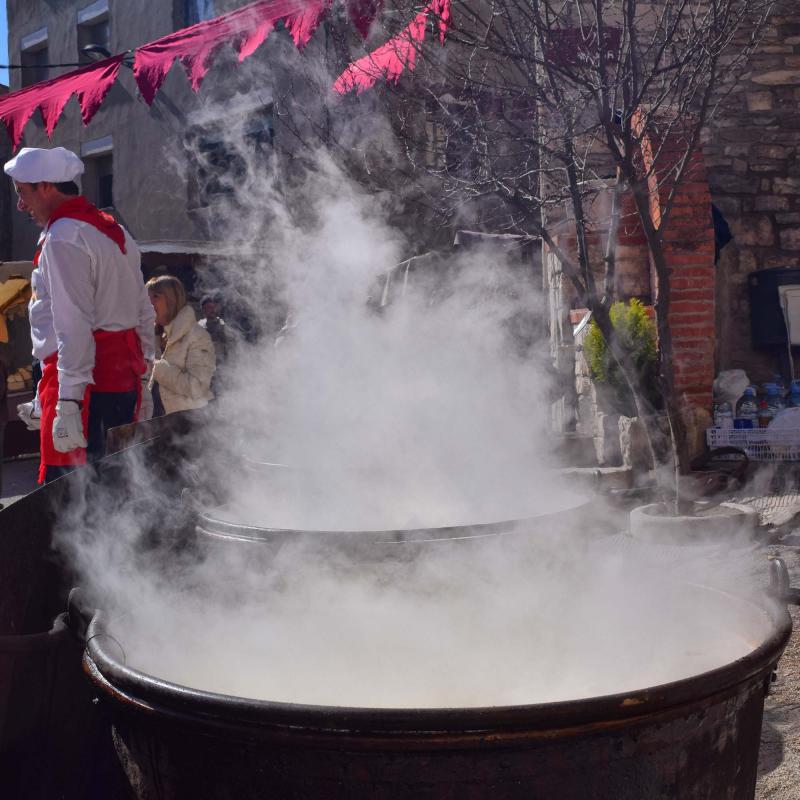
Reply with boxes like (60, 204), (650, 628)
(0, 474), (131, 798)
(84, 596), (791, 800)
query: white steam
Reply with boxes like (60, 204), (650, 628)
(50, 101), (779, 710)
(110, 531), (772, 708)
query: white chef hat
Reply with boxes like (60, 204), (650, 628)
(4, 147), (84, 184)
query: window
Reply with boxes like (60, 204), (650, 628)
(95, 156), (114, 209)
(78, 20), (110, 62)
(81, 137), (114, 209)
(185, 0), (216, 26)
(185, 106), (273, 209)
(77, 1), (110, 63)
(20, 28), (49, 88)
(423, 90), (504, 182)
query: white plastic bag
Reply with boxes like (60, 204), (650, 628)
(713, 369), (750, 408)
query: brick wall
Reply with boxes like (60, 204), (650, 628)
(546, 126), (717, 417)
(638, 123), (717, 412)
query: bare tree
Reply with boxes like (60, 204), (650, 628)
(325, 0), (775, 500)
(217, 0), (775, 502)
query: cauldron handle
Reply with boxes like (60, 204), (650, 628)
(66, 586), (95, 644)
(769, 557), (800, 606)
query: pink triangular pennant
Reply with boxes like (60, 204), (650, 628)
(133, 42), (177, 105)
(1, 101), (38, 149)
(39, 94), (73, 138)
(236, 19), (277, 61)
(333, 0), (450, 95)
(134, 0), (310, 104)
(76, 56), (125, 124)
(333, 10), (427, 94)
(0, 55), (124, 148)
(180, 40), (227, 92)
(283, 0), (332, 49)
(431, 0), (450, 44)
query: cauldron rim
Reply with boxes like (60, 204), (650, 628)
(83, 590), (792, 734)
(192, 496), (594, 541)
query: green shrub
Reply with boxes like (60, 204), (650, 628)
(583, 299), (659, 415)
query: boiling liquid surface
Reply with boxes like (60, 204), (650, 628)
(214, 468), (587, 532)
(118, 541), (774, 709)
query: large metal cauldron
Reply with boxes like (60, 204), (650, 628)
(190, 453), (605, 551)
(194, 497), (597, 550)
(191, 464), (599, 553)
(83, 578), (792, 800)
(0, 473), (130, 798)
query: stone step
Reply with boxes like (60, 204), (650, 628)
(556, 466), (634, 493)
(552, 433), (601, 468)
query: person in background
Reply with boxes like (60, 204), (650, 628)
(146, 276), (215, 414)
(4, 147), (155, 483)
(198, 294), (230, 395)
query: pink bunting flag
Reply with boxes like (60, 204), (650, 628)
(431, 0), (450, 44)
(333, 0), (449, 94)
(236, 17), (277, 61)
(284, 0), (333, 49)
(134, 0), (317, 104)
(0, 55), (124, 149)
(0, 0), (437, 146)
(333, 11), (427, 94)
(345, 0), (383, 39)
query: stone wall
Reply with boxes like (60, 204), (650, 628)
(706, 1), (800, 382)
(0, 89), (12, 261)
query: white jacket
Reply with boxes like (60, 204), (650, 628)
(38, 218), (155, 399)
(150, 304), (215, 414)
(29, 265), (57, 360)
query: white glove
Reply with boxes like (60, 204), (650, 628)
(138, 377), (154, 422)
(17, 393), (42, 430)
(52, 400), (88, 453)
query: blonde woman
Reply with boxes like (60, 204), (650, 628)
(146, 276), (215, 414)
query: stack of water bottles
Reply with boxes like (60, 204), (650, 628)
(708, 377), (800, 460)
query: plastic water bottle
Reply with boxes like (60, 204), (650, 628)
(735, 387), (758, 428)
(714, 400), (734, 429)
(767, 385), (784, 416)
(758, 399), (774, 428)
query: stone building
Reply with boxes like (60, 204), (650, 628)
(5, 0), (281, 288)
(539, 3), (800, 461)
(0, 86), (13, 261)
(706, 1), (800, 383)
(5, 0), (800, 391)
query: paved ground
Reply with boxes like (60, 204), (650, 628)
(756, 541), (800, 800)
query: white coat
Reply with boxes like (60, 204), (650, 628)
(38, 219), (155, 399)
(150, 304), (215, 414)
(28, 265), (57, 360)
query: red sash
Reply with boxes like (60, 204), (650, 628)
(93, 328), (145, 392)
(33, 196), (126, 267)
(47, 196), (126, 253)
(93, 327), (146, 421)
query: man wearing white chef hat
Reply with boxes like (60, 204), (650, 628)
(5, 146), (155, 482)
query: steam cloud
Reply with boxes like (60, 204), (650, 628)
(51, 87), (778, 709)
